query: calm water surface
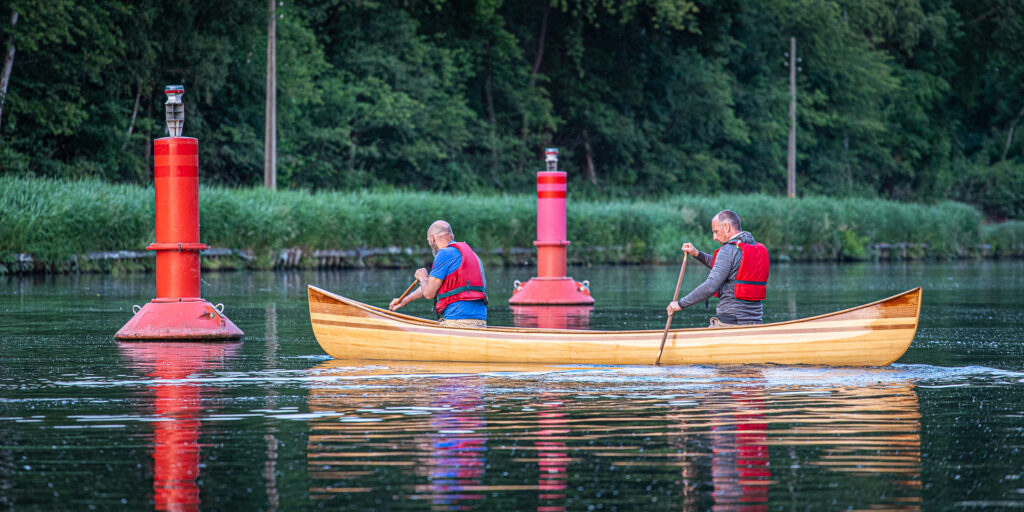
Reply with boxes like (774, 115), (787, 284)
(2, 262), (1023, 510)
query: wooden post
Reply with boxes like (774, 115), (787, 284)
(787, 37), (796, 199)
(264, 0), (277, 190)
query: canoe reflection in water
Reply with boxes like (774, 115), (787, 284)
(306, 362), (921, 511)
(118, 342), (241, 512)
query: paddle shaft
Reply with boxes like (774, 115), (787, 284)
(655, 254), (688, 366)
(394, 262), (431, 308)
(397, 279), (418, 303)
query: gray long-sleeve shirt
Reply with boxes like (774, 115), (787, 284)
(676, 231), (763, 324)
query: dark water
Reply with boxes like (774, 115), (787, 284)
(2, 262), (1023, 511)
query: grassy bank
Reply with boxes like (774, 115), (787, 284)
(2, 176), (1017, 272)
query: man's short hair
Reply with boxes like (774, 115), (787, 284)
(714, 210), (742, 231)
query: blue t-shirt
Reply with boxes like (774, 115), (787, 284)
(430, 245), (487, 320)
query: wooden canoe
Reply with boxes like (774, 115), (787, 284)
(307, 285), (922, 366)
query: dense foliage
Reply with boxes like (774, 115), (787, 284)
(1, 0), (1022, 218)
(2, 176), (1008, 273)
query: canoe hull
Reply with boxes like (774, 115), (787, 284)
(308, 286), (921, 366)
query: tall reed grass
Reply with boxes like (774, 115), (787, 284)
(0, 176), (999, 269)
(0, 177), (153, 261)
(984, 221), (1024, 258)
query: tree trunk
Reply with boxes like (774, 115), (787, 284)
(122, 85), (143, 150)
(143, 89), (153, 169)
(484, 70), (498, 173)
(348, 132), (358, 176)
(582, 129), (597, 184)
(528, 6), (548, 89)
(0, 10), (19, 134)
(517, 5), (549, 175)
(1002, 105), (1024, 162)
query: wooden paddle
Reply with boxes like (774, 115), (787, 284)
(655, 253), (688, 366)
(395, 279), (418, 307)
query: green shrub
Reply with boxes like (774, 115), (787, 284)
(839, 229), (870, 260)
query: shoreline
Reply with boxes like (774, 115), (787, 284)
(3, 242), (1020, 276)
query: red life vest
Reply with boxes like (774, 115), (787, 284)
(711, 239), (769, 301)
(434, 242), (488, 316)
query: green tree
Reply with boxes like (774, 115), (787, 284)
(0, 0), (126, 176)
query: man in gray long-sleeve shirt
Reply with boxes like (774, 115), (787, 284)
(666, 210), (767, 326)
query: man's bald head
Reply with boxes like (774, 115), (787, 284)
(428, 220), (453, 240)
(427, 220), (454, 254)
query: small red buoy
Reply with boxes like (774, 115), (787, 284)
(509, 148), (595, 306)
(115, 86), (243, 341)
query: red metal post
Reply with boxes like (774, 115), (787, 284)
(151, 137), (205, 301)
(535, 169), (568, 278)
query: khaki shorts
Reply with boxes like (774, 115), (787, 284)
(708, 317), (735, 328)
(438, 318), (487, 328)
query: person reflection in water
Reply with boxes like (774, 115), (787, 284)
(712, 389), (770, 512)
(426, 379), (487, 509)
(390, 220), (488, 328)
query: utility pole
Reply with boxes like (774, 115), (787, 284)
(264, 0), (277, 190)
(787, 37), (797, 199)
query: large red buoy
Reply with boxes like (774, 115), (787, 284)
(509, 148), (595, 308)
(115, 85), (243, 341)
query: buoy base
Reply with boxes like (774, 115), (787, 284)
(114, 300), (244, 341)
(510, 304), (593, 329)
(508, 277), (595, 305)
